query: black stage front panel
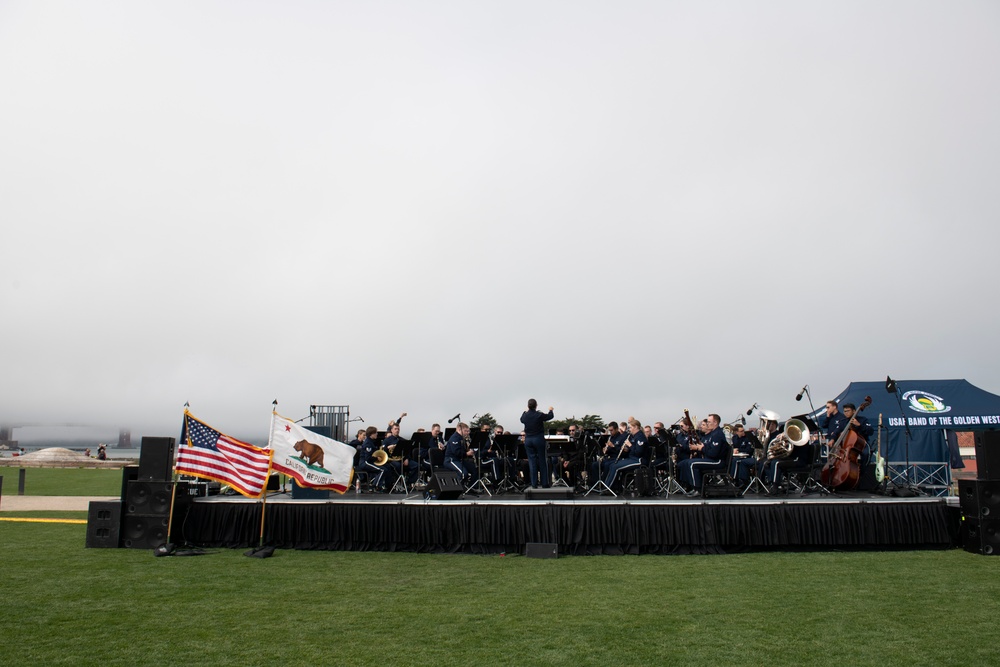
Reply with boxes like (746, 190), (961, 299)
(176, 499), (960, 555)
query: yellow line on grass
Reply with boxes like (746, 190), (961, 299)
(0, 517), (87, 524)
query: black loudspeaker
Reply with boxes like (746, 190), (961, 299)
(959, 479), (1000, 520)
(525, 542), (558, 559)
(427, 470), (464, 500)
(120, 465), (139, 502)
(974, 431), (1000, 479)
(126, 481), (175, 516)
(85, 501), (122, 548)
(122, 515), (170, 549)
(963, 518), (1000, 556)
(857, 463), (880, 492)
(138, 436), (176, 482)
(266, 473), (281, 491)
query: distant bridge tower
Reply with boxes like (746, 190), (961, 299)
(0, 424), (15, 450)
(118, 429), (131, 449)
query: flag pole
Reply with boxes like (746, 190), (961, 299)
(167, 405), (189, 548)
(257, 402), (278, 548)
(258, 486), (267, 547)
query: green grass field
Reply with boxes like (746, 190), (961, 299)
(3, 468), (997, 666)
(1, 517), (998, 667)
(0, 466), (124, 496)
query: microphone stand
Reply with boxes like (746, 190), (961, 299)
(803, 386), (816, 415)
(887, 385), (921, 495)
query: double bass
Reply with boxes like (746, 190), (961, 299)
(820, 395), (872, 491)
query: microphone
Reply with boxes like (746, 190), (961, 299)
(447, 413), (460, 424)
(795, 385), (808, 402)
(746, 403), (758, 416)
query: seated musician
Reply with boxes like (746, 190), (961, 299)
(348, 429), (365, 449)
(650, 421), (675, 473)
(603, 418), (648, 493)
(677, 414), (729, 491)
(818, 400), (846, 446)
(674, 420), (695, 466)
(360, 426), (395, 492)
(558, 424), (586, 489)
(728, 423), (760, 486)
(478, 424), (508, 483)
(589, 422), (625, 486)
(425, 423), (446, 471)
(444, 422), (480, 493)
(759, 425), (812, 494)
(383, 422), (418, 487)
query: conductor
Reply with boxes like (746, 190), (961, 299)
(520, 398), (554, 489)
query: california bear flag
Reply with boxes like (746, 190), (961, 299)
(269, 412), (355, 493)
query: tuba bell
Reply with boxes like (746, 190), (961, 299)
(372, 448), (389, 466)
(767, 418), (810, 460)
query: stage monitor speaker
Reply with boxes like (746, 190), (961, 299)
(126, 480), (175, 516)
(962, 518), (1000, 556)
(524, 487), (575, 500)
(427, 470), (464, 500)
(138, 436), (176, 482)
(122, 514), (169, 549)
(85, 501), (122, 548)
(525, 542), (558, 559)
(266, 473), (281, 491)
(974, 431), (1000, 479)
(958, 479), (1000, 520)
(291, 480), (330, 500)
(120, 465), (139, 502)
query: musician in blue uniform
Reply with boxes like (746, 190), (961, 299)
(677, 414), (729, 491)
(480, 424), (513, 483)
(360, 426), (394, 492)
(444, 422), (479, 492)
(759, 428), (812, 493)
(818, 401), (847, 445)
(603, 418), (648, 493)
(674, 420), (697, 466)
(728, 423), (760, 486)
(382, 423), (418, 488)
(588, 422), (625, 487)
(820, 400), (874, 467)
(520, 399), (554, 489)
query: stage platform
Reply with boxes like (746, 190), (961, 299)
(174, 490), (963, 555)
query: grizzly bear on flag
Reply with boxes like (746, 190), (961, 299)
(293, 440), (324, 468)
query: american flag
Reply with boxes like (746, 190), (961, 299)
(175, 411), (273, 498)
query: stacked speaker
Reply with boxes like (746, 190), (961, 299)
(959, 431), (1000, 555)
(86, 436), (190, 549)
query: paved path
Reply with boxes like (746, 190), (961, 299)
(0, 495), (119, 512)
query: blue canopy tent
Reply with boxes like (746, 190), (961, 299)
(803, 379), (1000, 493)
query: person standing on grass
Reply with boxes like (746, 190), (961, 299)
(520, 399), (554, 489)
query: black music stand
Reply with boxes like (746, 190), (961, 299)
(494, 435), (522, 494)
(546, 436), (571, 489)
(584, 435), (615, 497)
(468, 431), (492, 496)
(388, 438), (415, 494)
(409, 432), (434, 485)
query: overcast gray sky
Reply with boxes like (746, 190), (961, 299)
(2, 1), (998, 443)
